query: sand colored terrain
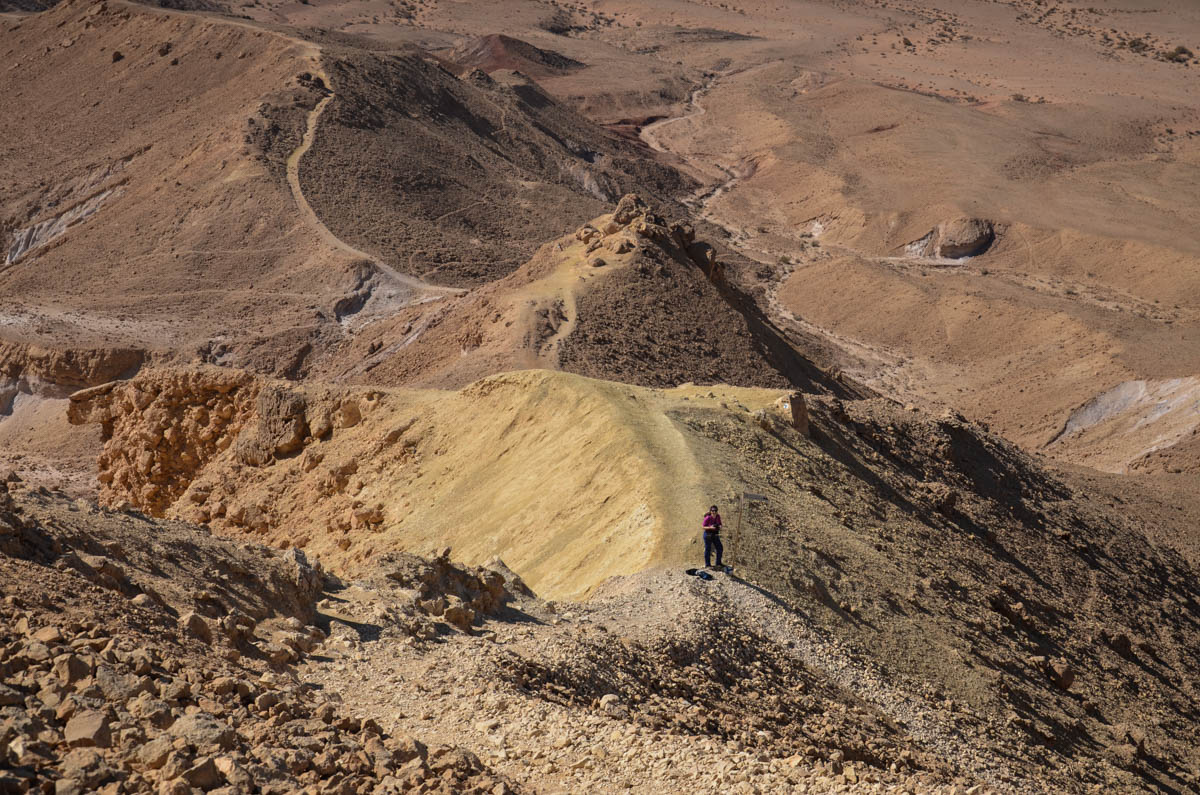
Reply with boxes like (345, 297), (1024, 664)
(9, 0), (1200, 474)
(62, 362), (1200, 790)
(588, 0), (1200, 475)
(305, 196), (844, 395)
(0, 0), (357, 364)
(0, 0), (692, 378)
(6, 0), (1200, 790)
(236, 0), (1200, 474)
(66, 366), (773, 600)
(229, 0), (1200, 473)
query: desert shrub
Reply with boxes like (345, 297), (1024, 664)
(1166, 45), (1193, 63)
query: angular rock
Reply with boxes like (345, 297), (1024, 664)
(0, 685), (23, 706)
(442, 598), (476, 631)
(136, 735), (173, 770)
(179, 612), (213, 644)
(774, 392), (810, 436)
(64, 710), (111, 748)
(182, 756), (224, 789)
(1050, 660), (1076, 691)
(935, 218), (994, 258)
(169, 713), (236, 751)
(612, 193), (649, 225)
(32, 625), (64, 645)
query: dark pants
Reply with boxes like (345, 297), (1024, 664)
(704, 532), (723, 568)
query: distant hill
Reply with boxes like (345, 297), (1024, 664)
(446, 33), (584, 78)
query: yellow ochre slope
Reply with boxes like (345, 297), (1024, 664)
(70, 368), (791, 599)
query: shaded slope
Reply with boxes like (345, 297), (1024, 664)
(307, 196), (854, 395)
(301, 50), (692, 286)
(0, 480), (516, 793)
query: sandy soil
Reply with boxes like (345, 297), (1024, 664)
(60, 364), (1200, 792)
(5, 0), (1200, 790)
(7, 0), (1200, 475)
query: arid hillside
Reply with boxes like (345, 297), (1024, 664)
(0, 0), (692, 375)
(301, 195), (844, 393)
(9, 0), (1198, 477)
(5, 0), (1200, 792)
(298, 48), (690, 287)
(592, 0), (1200, 477)
(0, 0), (356, 367)
(162, 0), (1200, 477)
(58, 363), (1200, 792)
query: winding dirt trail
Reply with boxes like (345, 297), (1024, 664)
(285, 70), (465, 299)
(122, 0), (465, 321)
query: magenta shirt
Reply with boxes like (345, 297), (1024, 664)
(702, 514), (722, 531)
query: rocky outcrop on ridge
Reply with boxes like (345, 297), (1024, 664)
(0, 482), (520, 795)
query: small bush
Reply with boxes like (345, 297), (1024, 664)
(1166, 45), (1193, 63)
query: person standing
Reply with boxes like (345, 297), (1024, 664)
(702, 505), (724, 569)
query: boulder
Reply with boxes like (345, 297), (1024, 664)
(669, 222), (695, 247)
(64, 711), (112, 748)
(57, 748), (110, 790)
(612, 193), (649, 225)
(214, 756), (252, 789)
(1050, 660), (1076, 691)
(169, 713), (236, 751)
(260, 642), (295, 666)
(32, 625), (63, 644)
(686, 241), (716, 269)
(935, 218), (994, 258)
(95, 664), (141, 700)
(1104, 630), (1134, 657)
(419, 596), (448, 617)
(234, 385), (309, 466)
(773, 392), (810, 436)
(442, 597), (476, 631)
(752, 409), (776, 432)
(182, 756), (224, 789)
(179, 612), (213, 644)
(283, 547), (323, 600)
(387, 733), (428, 764)
(54, 654), (91, 686)
(609, 237), (634, 255)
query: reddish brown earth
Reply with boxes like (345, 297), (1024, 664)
(4, 0), (1200, 792)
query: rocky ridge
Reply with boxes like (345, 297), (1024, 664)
(56, 354), (1200, 792)
(310, 194), (846, 394)
(0, 481), (521, 794)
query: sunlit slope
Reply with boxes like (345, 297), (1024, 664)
(70, 367), (790, 598)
